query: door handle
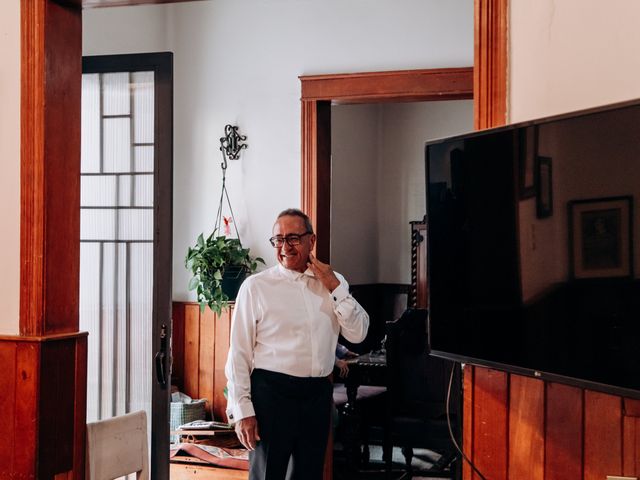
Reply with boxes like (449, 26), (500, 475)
(155, 323), (168, 387)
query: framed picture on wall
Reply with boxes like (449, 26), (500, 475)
(568, 196), (633, 280)
(518, 126), (538, 199)
(535, 156), (552, 218)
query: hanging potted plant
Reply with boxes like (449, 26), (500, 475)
(187, 124), (263, 313)
(186, 231), (264, 314)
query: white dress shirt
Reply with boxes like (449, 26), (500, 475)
(225, 264), (369, 423)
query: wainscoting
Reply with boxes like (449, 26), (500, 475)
(463, 366), (640, 480)
(0, 333), (87, 479)
(172, 302), (234, 422)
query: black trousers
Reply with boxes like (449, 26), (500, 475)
(249, 368), (332, 480)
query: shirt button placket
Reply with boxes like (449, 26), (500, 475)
(301, 276), (317, 376)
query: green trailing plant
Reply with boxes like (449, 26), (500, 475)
(186, 231), (264, 314)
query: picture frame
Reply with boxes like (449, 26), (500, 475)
(518, 126), (538, 199)
(535, 156), (552, 218)
(568, 196), (633, 280)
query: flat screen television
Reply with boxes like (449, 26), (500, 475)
(426, 99), (640, 398)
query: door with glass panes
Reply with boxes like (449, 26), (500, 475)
(80, 53), (172, 480)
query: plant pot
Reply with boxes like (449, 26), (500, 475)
(221, 265), (248, 300)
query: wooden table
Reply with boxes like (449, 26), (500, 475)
(337, 352), (389, 472)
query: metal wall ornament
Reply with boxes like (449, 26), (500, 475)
(214, 125), (248, 240)
(219, 124), (248, 165)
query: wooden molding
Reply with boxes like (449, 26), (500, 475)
(21, 0), (46, 336)
(81, 0), (207, 8)
(474, 0), (508, 130)
(300, 100), (331, 262)
(301, 68), (473, 104)
(300, 68), (473, 261)
(21, 0), (81, 336)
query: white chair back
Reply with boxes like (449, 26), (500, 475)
(86, 410), (149, 480)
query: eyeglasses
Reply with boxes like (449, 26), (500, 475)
(269, 232), (312, 248)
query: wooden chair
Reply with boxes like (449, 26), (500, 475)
(86, 410), (149, 480)
(384, 308), (459, 478)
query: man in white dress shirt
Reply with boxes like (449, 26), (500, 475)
(225, 208), (369, 480)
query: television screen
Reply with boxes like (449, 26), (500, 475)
(426, 99), (640, 397)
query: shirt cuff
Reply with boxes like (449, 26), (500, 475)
(330, 283), (349, 304)
(226, 401), (255, 424)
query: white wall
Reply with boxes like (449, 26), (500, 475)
(377, 101), (473, 283)
(83, 0), (473, 300)
(510, 0), (640, 123)
(331, 105), (380, 285)
(83, 5), (170, 54)
(331, 100), (473, 285)
(0, 0), (21, 334)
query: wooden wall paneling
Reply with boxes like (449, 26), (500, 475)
(184, 304), (201, 399)
(474, 0), (508, 130)
(172, 303), (234, 421)
(14, 342), (39, 476)
(624, 398), (640, 417)
(623, 398), (640, 477)
(21, 0), (81, 336)
(39, 339), (76, 477)
(462, 365), (475, 480)
(622, 414), (639, 477)
(0, 342), (18, 476)
(584, 390), (623, 480)
(72, 335), (88, 480)
(472, 368), (508, 480)
(199, 307), (216, 416)
(545, 382), (583, 480)
(172, 302), (186, 391)
(213, 307), (233, 422)
(508, 375), (544, 480)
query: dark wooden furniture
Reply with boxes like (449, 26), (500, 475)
(335, 353), (388, 471)
(385, 309), (459, 478)
(409, 217), (428, 309)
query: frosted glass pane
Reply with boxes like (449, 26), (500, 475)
(132, 71), (154, 144)
(81, 74), (101, 173)
(81, 65), (156, 438)
(134, 175), (153, 207)
(129, 243), (153, 414)
(81, 176), (117, 207)
(100, 243), (116, 419)
(103, 118), (131, 172)
(118, 176), (132, 207)
(134, 146), (154, 172)
(80, 242), (102, 423)
(103, 72), (130, 116)
(114, 242), (128, 416)
(81, 210), (153, 241)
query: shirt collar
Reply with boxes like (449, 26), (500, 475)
(277, 263), (315, 280)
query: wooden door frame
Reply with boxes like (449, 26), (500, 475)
(299, 67), (474, 262)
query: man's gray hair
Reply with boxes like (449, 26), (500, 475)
(276, 208), (314, 234)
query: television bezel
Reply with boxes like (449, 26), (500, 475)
(425, 97), (640, 400)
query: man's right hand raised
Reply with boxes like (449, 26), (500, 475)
(235, 416), (260, 450)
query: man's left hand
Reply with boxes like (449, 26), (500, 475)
(307, 254), (340, 292)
